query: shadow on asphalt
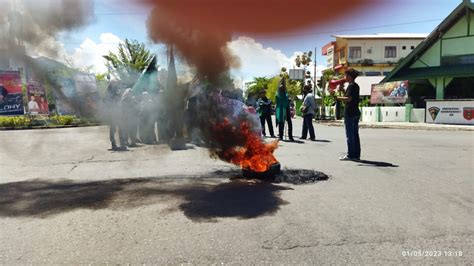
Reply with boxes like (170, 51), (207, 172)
(281, 139), (305, 144)
(0, 171), (301, 222)
(356, 160), (399, 167)
(313, 139), (332, 143)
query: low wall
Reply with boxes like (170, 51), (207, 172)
(410, 108), (425, 123)
(380, 107), (405, 122)
(362, 107), (378, 122)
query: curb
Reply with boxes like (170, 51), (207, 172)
(317, 121), (474, 132)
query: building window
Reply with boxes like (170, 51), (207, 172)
(402, 46), (406, 50)
(366, 71), (382, 76)
(349, 47), (362, 59)
(442, 54), (474, 65)
(340, 49), (345, 59)
(411, 46), (415, 50)
(385, 46), (397, 58)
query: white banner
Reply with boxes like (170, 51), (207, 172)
(426, 100), (474, 125)
(74, 74), (97, 95)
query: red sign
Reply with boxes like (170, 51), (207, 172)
(463, 107), (474, 120)
(0, 70), (24, 115)
(27, 82), (49, 114)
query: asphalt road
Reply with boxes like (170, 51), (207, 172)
(1, 118), (473, 264)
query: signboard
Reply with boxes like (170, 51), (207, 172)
(326, 46), (334, 69)
(54, 78), (77, 115)
(74, 74), (98, 95)
(370, 80), (409, 104)
(426, 100), (474, 125)
(289, 69), (304, 80)
(27, 82), (49, 114)
(74, 73), (99, 116)
(0, 70), (24, 115)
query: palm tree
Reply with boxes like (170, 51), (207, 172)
(103, 39), (154, 87)
(246, 76), (269, 98)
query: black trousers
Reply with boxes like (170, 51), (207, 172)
(301, 114), (315, 139)
(278, 115), (293, 140)
(259, 114), (274, 136)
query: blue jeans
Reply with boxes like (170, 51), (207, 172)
(344, 115), (361, 159)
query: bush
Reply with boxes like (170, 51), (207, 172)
(0, 115), (96, 129)
(0, 116), (31, 128)
(50, 115), (75, 125)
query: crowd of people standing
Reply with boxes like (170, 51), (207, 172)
(105, 67), (362, 161)
(104, 82), (164, 151)
(255, 77), (317, 142)
(254, 68), (362, 161)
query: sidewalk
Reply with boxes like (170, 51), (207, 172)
(316, 119), (474, 131)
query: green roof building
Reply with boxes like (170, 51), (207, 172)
(383, 0), (474, 105)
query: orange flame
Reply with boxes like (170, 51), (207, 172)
(215, 120), (278, 172)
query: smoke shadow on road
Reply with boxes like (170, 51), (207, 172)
(356, 160), (399, 167)
(0, 172), (296, 221)
(178, 180), (292, 222)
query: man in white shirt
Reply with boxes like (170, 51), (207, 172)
(28, 95), (39, 114)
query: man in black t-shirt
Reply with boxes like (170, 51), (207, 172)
(337, 68), (361, 161)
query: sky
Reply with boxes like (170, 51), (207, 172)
(59, 0), (464, 86)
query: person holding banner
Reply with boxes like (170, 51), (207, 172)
(336, 68), (361, 161)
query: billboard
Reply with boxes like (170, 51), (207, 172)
(74, 73), (99, 116)
(370, 80), (409, 104)
(27, 82), (49, 114)
(54, 78), (77, 115)
(289, 69), (304, 80)
(426, 100), (474, 125)
(0, 70), (24, 115)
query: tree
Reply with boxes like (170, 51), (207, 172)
(295, 51), (313, 68)
(294, 51), (313, 94)
(245, 76), (270, 98)
(103, 39), (154, 87)
(266, 76), (301, 103)
(320, 69), (341, 119)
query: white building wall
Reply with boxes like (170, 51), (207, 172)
(346, 39), (425, 64)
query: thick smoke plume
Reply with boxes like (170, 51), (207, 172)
(143, 0), (376, 171)
(0, 0), (95, 58)
(144, 0), (375, 82)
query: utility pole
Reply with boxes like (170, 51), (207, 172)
(314, 47), (317, 91)
(314, 47), (320, 119)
